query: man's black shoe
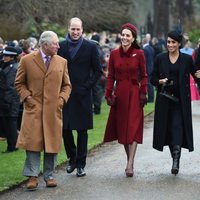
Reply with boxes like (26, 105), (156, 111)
(76, 168), (86, 177)
(66, 164), (76, 173)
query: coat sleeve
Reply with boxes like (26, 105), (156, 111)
(59, 59), (72, 102)
(15, 58), (32, 102)
(105, 51), (115, 98)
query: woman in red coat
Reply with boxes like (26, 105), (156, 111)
(104, 23), (147, 177)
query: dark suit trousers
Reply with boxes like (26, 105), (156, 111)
(63, 129), (88, 168)
(147, 77), (154, 102)
(0, 116), (18, 151)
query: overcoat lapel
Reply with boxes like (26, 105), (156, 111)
(33, 50), (46, 74)
(46, 56), (57, 76)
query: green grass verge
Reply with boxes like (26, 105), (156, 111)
(0, 100), (154, 192)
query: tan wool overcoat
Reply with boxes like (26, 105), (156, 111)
(15, 50), (71, 153)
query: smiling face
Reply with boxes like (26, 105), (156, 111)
(121, 29), (135, 49)
(167, 37), (180, 53)
(68, 19), (83, 41)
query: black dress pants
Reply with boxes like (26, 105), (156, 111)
(63, 129), (88, 168)
(147, 77), (154, 102)
(0, 116), (18, 151)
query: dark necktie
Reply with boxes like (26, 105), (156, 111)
(45, 56), (51, 70)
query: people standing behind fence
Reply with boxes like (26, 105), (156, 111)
(150, 30), (200, 176)
(0, 37), (4, 50)
(151, 37), (163, 57)
(58, 17), (102, 177)
(193, 38), (200, 97)
(195, 40), (200, 67)
(91, 33), (107, 114)
(28, 37), (38, 51)
(0, 37), (5, 60)
(180, 36), (194, 56)
(145, 33), (152, 45)
(142, 37), (155, 102)
(193, 38), (200, 67)
(18, 39), (32, 56)
(104, 23), (147, 177)
(180, 37), (200, 102)
(15, 31), (71, 190)
(0, 46), (20, 153)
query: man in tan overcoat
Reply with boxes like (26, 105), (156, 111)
(15, 31), (71, 190)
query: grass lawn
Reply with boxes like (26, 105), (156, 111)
(0, 100), (154, 192)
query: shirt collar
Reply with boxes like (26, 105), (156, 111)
(40, 49), (50, 61)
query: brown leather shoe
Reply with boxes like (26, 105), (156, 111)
(45, 179), (57, 187)
(26, 177), (38, 190)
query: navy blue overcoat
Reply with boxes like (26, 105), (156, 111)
(58, 39), (102, 130)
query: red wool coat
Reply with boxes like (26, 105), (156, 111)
(104, 46), (147, 144)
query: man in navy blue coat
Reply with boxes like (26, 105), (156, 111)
(142, 38), (155, 102)
(58, 17), (102, 177)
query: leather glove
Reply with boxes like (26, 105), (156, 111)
(140, 92), (147, 107)
(106, 95), (116, 106)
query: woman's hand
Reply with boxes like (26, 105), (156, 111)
(106, 95), (116, 106)
(159, 78), (168, 85)
(139, 92), (147, 107)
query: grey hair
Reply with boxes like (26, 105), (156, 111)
(39, 31), (58, 46)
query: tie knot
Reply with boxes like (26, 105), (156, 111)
(45, 56), (51, 61)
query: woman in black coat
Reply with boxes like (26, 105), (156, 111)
(150, 31), (199, 175)
(0, 46), (20, 153)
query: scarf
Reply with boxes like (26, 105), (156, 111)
(66, 34), (83, 59)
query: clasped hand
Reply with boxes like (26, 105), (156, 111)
(140, 92), (147, 107)
(106, 95), (116, 106)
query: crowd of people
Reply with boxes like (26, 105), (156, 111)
(1, 17), (200, 191)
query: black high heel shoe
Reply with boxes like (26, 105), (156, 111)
(171, 145), (181, 176)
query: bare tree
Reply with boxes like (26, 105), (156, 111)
(170, 0), (194, 32)
(153, 0), (170, 37)
(0, 0), (133, 40)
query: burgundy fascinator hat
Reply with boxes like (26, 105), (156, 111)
(121, 23), (140, 49)
(121, 23), (138, 37)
